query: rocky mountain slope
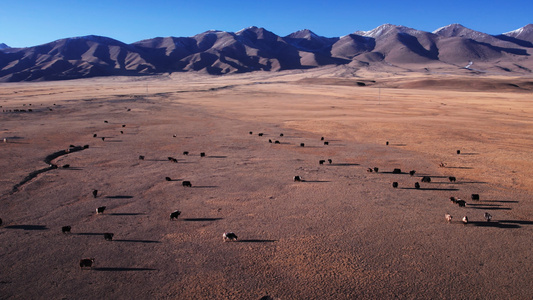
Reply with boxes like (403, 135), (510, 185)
(1, 24), (532, 82)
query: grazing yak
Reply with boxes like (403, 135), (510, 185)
(79, 258), (95, 269)
(324, 141), (329, 145)
(62, 226), (71, 234)
(258, 133), (264, 136)
(274, 140), (280, 144)
(373, 167), (379, 173)
(0, 218), (2, 226)
(62, 164), (70, 168)
(409, 170), (416, 176)
(122, 125), (126, 128)
(249, 131), (253, 135)
(328, 159), (332, 164)
(139, 155), (145, 160)
(445, 213), (453, 223)
(223, 232), (238, 242)
(96, 206), (106, 214)
(293, 176), (302, 182)
(471, 194), (480, 201)
(101, 137), (105, 141)
(439, 162), (446, 168)
(168, 156), (178, 163)
(170, 210), (181, 220)
(392, 182), (398, 188)
(182, 181), (192, 187)
(104, 233), (114, 241)
(83, 145), (89, 149)
(183, 151), (189, 155)
(93, 134), (97, 138)
(280, 133), (284, 137)
(321, 137), (324, 141)
(457, 150), (461, 154)
(120, 131), (123, 134)
(462, 216), (469, 224)
(165, 177), (172, 181)
(300, 143), (305, 147)
(386, 141), (389, 145)
(92, 190), (98, 198)
(456, 199), (467, 207)
(484, 212), (492, 222)
(269, 139), (272, 143)
(421, 176), (431, 183)
(200, 152), (206, 157)
(450, 196), (457, 203)
(414, 182), (421, 189)
(393, 168), (402, 174)
(449, 176), (456, 182)
(319, 160), (325, 165)
(367, 168), (373, 173)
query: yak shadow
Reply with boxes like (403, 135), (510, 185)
(165, 178), (183, 182)
(484, 200), (519, 204)
(470, 221), (520, 228)
(301, 180), (331, 183)
(466, 205), (511, 211)
(93, 267), (157, 272)
(498, 220), (533, 225)
(238, 239), (277, 243)
(108, 213), (145, 216)
(400, 187), (460, 191)
(113, 239), (161, 243)
(4, 225), (48, 231)
(328, 163), (360, 166)
(390, 143), (407, 146)
(459, 153), (480, 156)
(60, 167), (84, 170)
(183, 218), (223, 222)
(467, 203), (502, 207)
(192, 186), (218, 189)
(453, 181), (488, 184)
(105, 195), (134, 199)
(146, 159), (168, 162)
(104, 140), (123, 143)
(207, 156), (227, 159)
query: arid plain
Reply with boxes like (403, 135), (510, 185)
(1, 68), (532, 299)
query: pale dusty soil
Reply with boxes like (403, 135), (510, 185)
(0, 69), (532, 299)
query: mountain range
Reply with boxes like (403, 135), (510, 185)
(1, 23), (532, 82)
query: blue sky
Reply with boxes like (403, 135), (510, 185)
(1, 0), (531, 48)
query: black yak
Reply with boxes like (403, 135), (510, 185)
(223, 232), (238, 242)
(449, 176), (456, 182)
(170, 210), (181, 220)
(293, 176), (302, 182)
(409, 170), (416, 176)
(139, 155), (145, 160)
(393, 168), (402, 174)
(96, 206), (106, 214)
(92, 190), (98, 198)
(182, 181), (192, 187)
(414, 182), (420, 189)
(104, 233), (114, 241)
(319, 160), (325, 165)
(79, 258), (95, 269)
(392, 182), (398, 188)
(62, 226), (71, 234)
(165, 177), (172, 181)
(200, 152), (206, 157)
(421, 176), (431, 183)
(373, 167), (379, 173)
(300, 143), (305, 147)
(471, 194), (480, 201)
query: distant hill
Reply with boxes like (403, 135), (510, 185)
(1, 24), (532, 82)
